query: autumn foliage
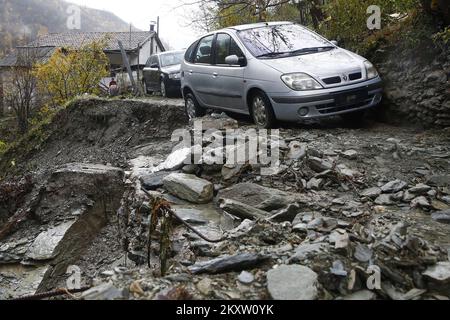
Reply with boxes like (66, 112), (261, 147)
(34, 40), (109, 106)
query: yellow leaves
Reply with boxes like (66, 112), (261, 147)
(34, 40), (109, 107)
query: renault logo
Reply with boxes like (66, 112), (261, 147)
(342, 75), (348, 81)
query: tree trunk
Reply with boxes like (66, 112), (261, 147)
(0, 75), (4, 118)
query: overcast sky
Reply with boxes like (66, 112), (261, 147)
(69, 0), (202, 50)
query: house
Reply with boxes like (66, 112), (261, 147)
(0, 30), (166, 114)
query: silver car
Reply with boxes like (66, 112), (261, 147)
(181, 21), (383, 128)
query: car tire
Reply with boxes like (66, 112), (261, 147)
(185, 93), (206, 120)
(341, 110), (366, 128)
(160, 79), (170, 98)
(250, 91), (276, 129)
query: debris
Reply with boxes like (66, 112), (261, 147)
(341, 290), (376, 300)
(381, 179), (408, 193)
(375, 194), (394, 205)
(431, 210), (450, 224)
(196, 278), (213, 296)
(341, 150), (358, 160)
(267, 265), (318, 300)
(360, 187), (382, 199)
(219, 199), (269, 220)
(290, 243), (329, 262)
(238, 271), (255, 285)
(189, 253), (270, 275)
(163, 173), (214, 204)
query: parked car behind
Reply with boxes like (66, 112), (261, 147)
(143, 50), (184, 98)
(181, 22), (383, 128)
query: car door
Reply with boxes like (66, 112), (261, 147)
(211, 33), (246, 111)
(186, 34), (216, 107)
(143, 55), (160, 91)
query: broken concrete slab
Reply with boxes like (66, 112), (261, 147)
(163, 173), (214, 204)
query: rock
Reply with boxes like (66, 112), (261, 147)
(409, 183), (432, 195)
(375, 194), (394, 205)
(287, 142), (307, 160)
(342, 290), (376, 300)
(81, 283), (127, 300)
(182, 164), (198, 174)
(222, 164), (244, 181)
(292, 223), (308, 233)
(26, 221), (76, 261)
(189, 253), (270, 275)
(423, 262), (450, 290)
(425, 70), (447, 84)
(308, 157), (333, 173)
(329, 230), (350, 249)
(341, 150), (358, 160)
(163, 173), (214, 204)
(140, 171), (171, 190)
(431, 210), (450, 224)
(238, 271), (255, 284)
(381, 179), (408, 193)
(360, 187), (382, 199)
(269, 203), (302, 223)
(330, 260), (347, 276)
(290, 242), (329, 262)
(218, 183), (307, 211)
(196, 278), (213, 296)
(427, 175), (450, 187)
(354, 244), (373, 263)
(411, 196), (431, 209)
(431, 200), (450, 211)
(307, 178), (324, 190)
(403, 190), (416, 202)
(219, 199), (269, 220)
(267, 265), (318, 300)
(156, 147), (194, 171)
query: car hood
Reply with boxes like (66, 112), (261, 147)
(259, 48), (365, 78)
(161, 64), (181, 74)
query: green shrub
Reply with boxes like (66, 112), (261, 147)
(0, 140), (7, 155)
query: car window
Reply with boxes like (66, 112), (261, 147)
(215, 33), (244, 65)
(146, 57), (152, 67)
(149, 55), (159, 67)
(194, 35), (214, 64)
(160, 52), (184, 67)
(185, 40), (198, 63)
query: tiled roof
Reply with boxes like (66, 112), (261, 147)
(0, 47), (56, 68)
(23, 31), (156, 51)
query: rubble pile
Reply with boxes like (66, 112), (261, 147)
(1, 104), (449, 300)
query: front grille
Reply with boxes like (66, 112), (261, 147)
(322, 76), (341, 85)
(315, 91), (375, 115)
(349, 72), (362, 81)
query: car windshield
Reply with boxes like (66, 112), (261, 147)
(237, 24), (334, 58)
(160, 52), (184, 67)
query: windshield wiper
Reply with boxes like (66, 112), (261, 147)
(257, 46), (335, 58)
(256, 52), (290, 58)
(289, 46), (336, 56)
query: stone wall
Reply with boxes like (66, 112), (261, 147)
(378, 45), (449, 127)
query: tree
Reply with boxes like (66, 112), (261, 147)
(34, 40), (109, 107)
(3, 48), (40, 133)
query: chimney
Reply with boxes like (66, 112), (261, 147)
(150, 21), (156, 33)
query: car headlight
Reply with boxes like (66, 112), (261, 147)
(281, 73), (323, 91)
(169, 72), (181, 80)
(364, 61), (378, 79)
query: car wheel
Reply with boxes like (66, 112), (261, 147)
(185, 93), (206, 120)
(160, 79), (168, 98)
(341, 110), (366, 127)
(251, 91), (276, 129)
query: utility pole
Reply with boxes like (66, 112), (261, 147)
(118, 41), (140, 96)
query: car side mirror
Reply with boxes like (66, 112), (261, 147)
(330, 40), (339, 46)
(225, 55), (246, 66)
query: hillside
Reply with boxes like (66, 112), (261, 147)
(0, 0), (137, 57)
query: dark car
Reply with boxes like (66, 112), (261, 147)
(142, 50), (184, 98)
